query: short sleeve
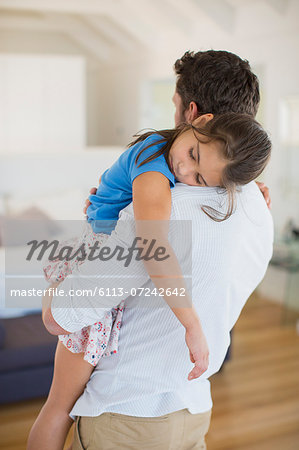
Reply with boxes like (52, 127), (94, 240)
(130, 138), (176, 188)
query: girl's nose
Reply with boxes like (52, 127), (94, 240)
(177, 161), (193, 177)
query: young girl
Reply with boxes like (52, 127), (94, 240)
(27, 113), (271, 450)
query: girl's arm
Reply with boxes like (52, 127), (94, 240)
(42, 281), (70, 335)
(133, 171), (209, 380)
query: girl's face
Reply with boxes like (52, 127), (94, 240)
(168, 129), (227, 187)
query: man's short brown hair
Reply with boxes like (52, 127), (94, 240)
(174, 50), (260, 117)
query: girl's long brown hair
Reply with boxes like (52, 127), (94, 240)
(129, 113), (271, 221)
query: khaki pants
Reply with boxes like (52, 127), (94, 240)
(73, 408), (212, 450)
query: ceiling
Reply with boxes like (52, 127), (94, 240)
(0, 0), (294, 61)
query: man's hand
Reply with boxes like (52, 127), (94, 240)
(185, 324), (210, 380)
(256, 181), (271, 209)
(83, 175), (102, 215)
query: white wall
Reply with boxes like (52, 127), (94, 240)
(0, 54), (86, 152)
(0, 30), (103, 145)
(94, 61), (147, 145)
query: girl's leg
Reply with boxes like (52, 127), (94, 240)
(27, 340), (93, 450)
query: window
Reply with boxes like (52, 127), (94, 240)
(280, 96), (299, 191)
(140, 79), (175, 130)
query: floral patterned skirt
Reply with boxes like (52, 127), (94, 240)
(43, 222), (124, 366)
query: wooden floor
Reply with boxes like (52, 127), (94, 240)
(0, 294), (299, 450)
(206, 295), (299, 450)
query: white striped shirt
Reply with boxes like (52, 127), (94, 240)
(52, 181), (273, 417)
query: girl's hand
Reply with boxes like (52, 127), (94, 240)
(185, 325), (210, 380)
(256, 181), (271, 209)
(83, 176), (102, 215)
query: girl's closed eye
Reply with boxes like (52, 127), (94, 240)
(188, 148), (201, 184)
(195, 174), (202, 185)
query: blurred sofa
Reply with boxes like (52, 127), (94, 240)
(0, 312), (57, 404)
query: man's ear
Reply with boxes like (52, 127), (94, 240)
(184, 101), (199, 123)
(184, 102), (214, 124)
(192, 113), (214, 127)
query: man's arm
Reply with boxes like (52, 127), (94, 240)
(83, 175), (101, 215)
(256, 181), (271, 209)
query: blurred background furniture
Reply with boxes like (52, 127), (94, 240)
(0, 312), (57, 404)
(269, 234), (299, 325)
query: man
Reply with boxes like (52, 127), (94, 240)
(43, 50), (273, 449)
(87, 50), (270, 209)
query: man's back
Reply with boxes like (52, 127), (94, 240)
(170, 182), (273, 375)
(67, 182), (273, 418)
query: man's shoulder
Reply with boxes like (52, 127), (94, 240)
(171, 181), (263, 206)
(171, 182), (272, 229)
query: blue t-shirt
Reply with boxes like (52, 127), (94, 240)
(87, 133), (176, 233)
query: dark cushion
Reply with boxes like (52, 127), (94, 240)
(0, 322), (5, 349)
(0, 313), (57, 373)
(0, 365), (54, 404)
